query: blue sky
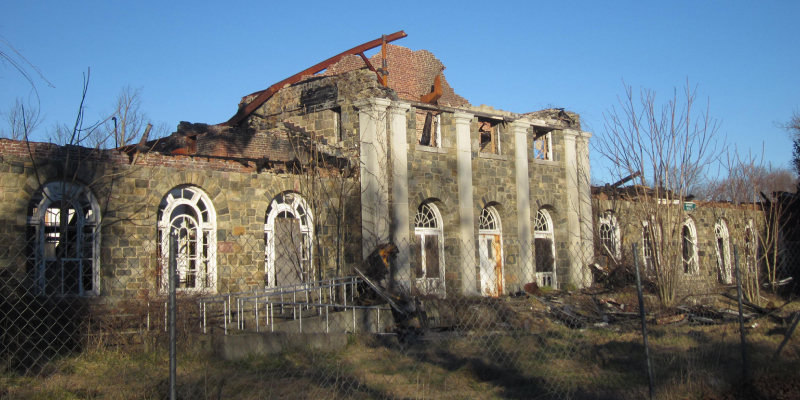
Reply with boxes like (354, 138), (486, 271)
(2, 1), (799, 183)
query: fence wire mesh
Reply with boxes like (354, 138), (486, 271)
(1, 227), (799, 399)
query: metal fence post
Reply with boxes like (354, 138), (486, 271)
(733, 245), (749, 382)
(169, 231), (178, 400)
(632, 244), (655, 400)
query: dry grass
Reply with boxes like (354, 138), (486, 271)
(1, 297), (799, 399)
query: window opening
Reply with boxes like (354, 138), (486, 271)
(478, 206), (503, 296)
(416, 110), (441, 147)
(682, 218), (698, 274)
(265, 193), (314, 288)
(533, 129), (552, 160)
(478, 118), (500, 154)
(744, 221), (757, 276)
(715, 220), (732, 284)
(28, 182), (101, 296)
(413, 202), (445, 295)
(598, 212), (620, 261)
(534, 209), (557, 288)
(158, 185), (217, 292)
(641, 219), (660, 273)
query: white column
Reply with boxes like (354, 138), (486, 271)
(355, 98), (392, 259)
(577, 130), (594, 287)
(390, 101), (412, 286)
(454, 111), (478, 295)
(512, 121), (533, 284)
(563, 129), (593, 288)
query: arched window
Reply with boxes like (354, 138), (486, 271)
(413, 202), (445, 295)
(641, 218), (660, 272)
(478, 206), (503, 296)
(598, 211), (620, 260)
(158, 186), (217, 292)
(28, 181), (101, 296)
(744, 220), (757, 276)
(265, 192), (313, 288)
(715, 219), (732, 284)
(682, 218), (699, 275)
(534, 208), (557, 288)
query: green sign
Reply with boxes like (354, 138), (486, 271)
(683, 202), (696, 211)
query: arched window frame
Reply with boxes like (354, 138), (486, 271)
(413, 202), (445, 295)
(598, 211), (621, 260)
(641, 217), (661, 272)
(682, 218), (699, 275)
(478, 206), (504, 296)
(744, 219), (758, 276)
(534, 208), (557, 288)
(264, 192), (314, 288)
(158, 186), (217, 293)
(28, 181), (101, 296)
(715, 219), (733, 284)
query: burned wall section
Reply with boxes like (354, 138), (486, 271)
(0, 140), (363, 302)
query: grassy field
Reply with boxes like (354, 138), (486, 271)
(1, 296), (799, 399)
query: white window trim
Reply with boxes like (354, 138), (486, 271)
(264, 193), (314, 288)
(478, 206), (504, 296)
(158, 186), (217, 293)
(641, 218), (661, 272)
(715, 220), (733, 284)
(598, 212), (621, 261)
(414, 202), (445, 295)
(744, 220), (758, 275)
(682, 218), (699, 275)
(534, 209), (557, 288)
(28, 181), (101, 297)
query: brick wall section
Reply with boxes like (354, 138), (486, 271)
(322, 45), (470, 107)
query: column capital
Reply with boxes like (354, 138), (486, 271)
(562, 129), (592, 140)
(511, 120), (531, 135)
(389, 101), (412, 116)
(354, 97), (392, 111)
(453, 111), (474, 124)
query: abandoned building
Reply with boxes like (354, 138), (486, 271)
(591, 184), (772, 300)
(0, 31), (595, 309)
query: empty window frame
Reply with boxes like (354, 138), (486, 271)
(333, 107), (344, 142)
(478, 118), (501, 154)
(158, 185), (217, 292)
(641, 218), (661, 272)
(478, 206), (504, 296)
(265, 192), (314, 288)
(682, 218), (699, 274)
(413, 202), (445, 294)
(715, 219), (733, 284)
(534, 209), (557, 288)
(416, 110), (441, 147)
(532, 129), (553, 160)
(744, 220), (758, 276)
(27, 181), (101, 296)
(598, 212), (620, 260)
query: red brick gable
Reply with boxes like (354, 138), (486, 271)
(322, 45), (470, 107)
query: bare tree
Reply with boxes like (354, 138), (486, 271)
(0, 98), (41, 140)
(594, 81), (724, 307)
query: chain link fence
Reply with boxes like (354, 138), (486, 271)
(1, 227), (799, 399)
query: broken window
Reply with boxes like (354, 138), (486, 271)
(533, 129), (552, 160)
(534, 209), (556, 288)
(715, 219), (732, 284)
(413, 202), (445, 295)
(641, 218), (661, 273)
(598, 212), (620, 261)
(744, 220), (757, 276)
(682, 218), (698, 274)
(158, 185), (217, 292)
(333, 107), (344, 142)
(478, 206), (503, 296)
(265, 192), (314, 288)
(27, 182), (100, 296)
(416, 110), (441, 147)
(478, 118), (500, 154)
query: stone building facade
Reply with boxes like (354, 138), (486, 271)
(0, 44), (594, 301)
